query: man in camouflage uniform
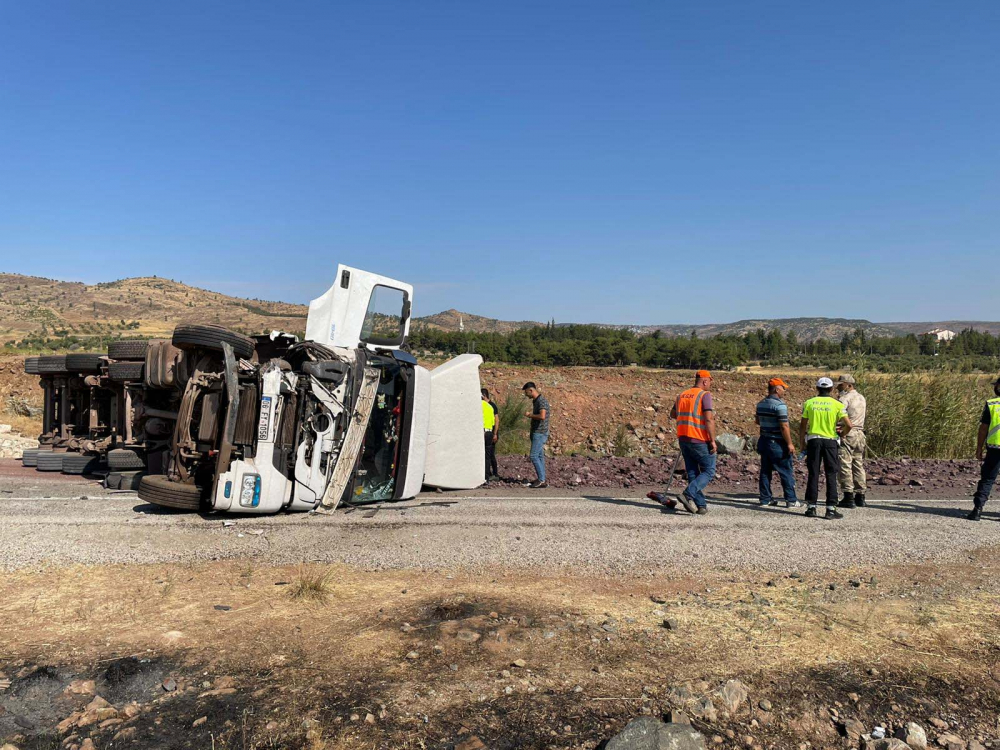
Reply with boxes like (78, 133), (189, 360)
(836, 374), (867, 509)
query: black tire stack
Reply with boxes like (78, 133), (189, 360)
(61, 454), (102, 475)
(108, 448), (145, 471)
(107, 340), (150, 361)
(36, 452), (66, 472)
(109, 361), (145, 382)
(137, 475), (203, 510)
(36, 356), (70, 374)
(65, 353), (105, 373)
(172, 325), (255, 359)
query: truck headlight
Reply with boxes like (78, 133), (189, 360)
(240, 474), (261, 507)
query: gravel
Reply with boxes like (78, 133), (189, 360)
(0, 461), (995, 574)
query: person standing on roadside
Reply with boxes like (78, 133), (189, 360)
(755, 378), (799, 508)
(836, 374), (868, 509)
(669, 370), (717, 515)
(481, 388), (500, 482)
(968, 375), (1000, 521)
(522, 382), (550, 489)
(799, 377), (853, 519)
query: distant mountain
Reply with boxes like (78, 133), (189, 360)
(0, 273), (307, 344)
(413, 309), (542, 334)
(3, 272), (997, 346)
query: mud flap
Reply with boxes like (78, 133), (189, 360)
(317, 365), (380, 511)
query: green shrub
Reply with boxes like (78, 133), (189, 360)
(495, 391), (530, 456)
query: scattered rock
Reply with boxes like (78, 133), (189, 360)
(666, 709), (691, 725)
(192, 716), (207, 727)
(455, 736), (487, 750)
(606, 717), (707, 749)
(512, 659), (527, 669)
(895, 722), (927, 750)
(757, 699), (772, 712)
(863, 739), (912, 750)
(928, 718), (949, 731)
(162, 678), (177, 692)
(406, 651), (419, 661)
(840, 718), (866, 743)
(935, 734), (966, 749)
(663, 618), (679, 631)
(715, 434), (745, 455)
(456, 630), (481, 643)
(213, 604), (232, 611)
(715, 680), (749, 714)
(64, 680), (96, 696)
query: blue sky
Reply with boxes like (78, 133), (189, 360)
(1, 2), (997, 324)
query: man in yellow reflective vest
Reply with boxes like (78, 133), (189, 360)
(482, 388), (499, 483)
(969, 376), (1000, 521)
(798, 377), (853, 519)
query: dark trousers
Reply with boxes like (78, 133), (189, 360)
(484, 430), (498, 478)
(757, 436), (797, 503)
(973, 448), (1000, 507)
(805, 438), (840, 507)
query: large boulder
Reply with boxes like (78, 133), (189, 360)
(714, 433), (745, 455)
(606, 717), (706, 750)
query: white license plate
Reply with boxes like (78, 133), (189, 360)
(258, 396), (272, 440)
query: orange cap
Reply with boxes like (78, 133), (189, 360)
(696, 369), (712, 379)
(769, 378), (789, 388)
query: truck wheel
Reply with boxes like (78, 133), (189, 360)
(36, 356), (69, 374)
(36, 452), (66, 472)
(21, 448), (41, 467)
(138, 475), (203, 511)
(24, 357), (41, 374)
(172, 325), (254, 360)
(61, 454), (102, 475)
(107, 340), (150, 361)
(107, 471), (145, 490)
(66, 353), (105, 373)
(108, 361), (145, 382)
(108, 448), (146, 470)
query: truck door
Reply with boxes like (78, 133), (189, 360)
(306, 265), (413, 351)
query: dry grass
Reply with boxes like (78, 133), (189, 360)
(287, 564), (337, 603)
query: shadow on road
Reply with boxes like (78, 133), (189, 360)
(583, 495), (676, 513)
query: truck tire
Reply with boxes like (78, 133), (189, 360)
(137, 475), (203, 511)
(107, 339), (150, 361)
(172, 325), (254, 360)
(106, 471), (145, 490)
(36, 356), (69, 374)
(108, 448), (146, 470)
(108, 361), (145, 382)
(61, 454), (102, 475)
(21, 448), (42, 467)
(66, 353), (105, 373)
(36, 452), (66, 472)
(24, 357), (41, 374)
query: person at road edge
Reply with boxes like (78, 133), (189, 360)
(482, 388), (499, 482)
(836, 374), (868, 509)
(523, 382), (550, 489)
(799, 376), (853, 519)
(969, 375), (1000, 521)
(669, 369), (717, 515)
(755, 377), (799, 508)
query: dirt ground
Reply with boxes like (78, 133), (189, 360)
(2, 470), (1000, 749)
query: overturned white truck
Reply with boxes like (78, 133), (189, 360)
(137, 265), (485, 513)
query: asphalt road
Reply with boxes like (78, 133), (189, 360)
(0, 461), (995, 573)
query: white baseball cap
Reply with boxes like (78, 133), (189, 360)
(817, 377), (834, 388)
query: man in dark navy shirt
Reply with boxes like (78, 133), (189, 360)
(755, 378), (799, 508)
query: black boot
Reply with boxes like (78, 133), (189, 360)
(968, 505), (982, 521)
(825, 507), (844, 520)
(804, 506), (817, 518)
(838, 492), (856, 509)
(854, 493), (866, 507)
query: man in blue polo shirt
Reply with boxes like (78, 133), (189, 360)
(755, 378), (799, 509)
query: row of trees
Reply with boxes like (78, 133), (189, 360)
(409, 323), (1000, 373)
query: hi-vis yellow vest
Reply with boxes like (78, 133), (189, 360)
(482, 400), (496, 431)
(987, 398), (1000, 448)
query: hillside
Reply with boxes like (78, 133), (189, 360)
(0, 273), (308, 346)
(642, 317), (901, 341)
(412, 308), (542, 334)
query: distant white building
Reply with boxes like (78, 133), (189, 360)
(925, 328), (956, 341)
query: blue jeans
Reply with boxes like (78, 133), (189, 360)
(757, 436), (797, 504)
(679, 440), (716, 508)
(973, 447), (1000, 507)
(530, 432), (548, 483)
